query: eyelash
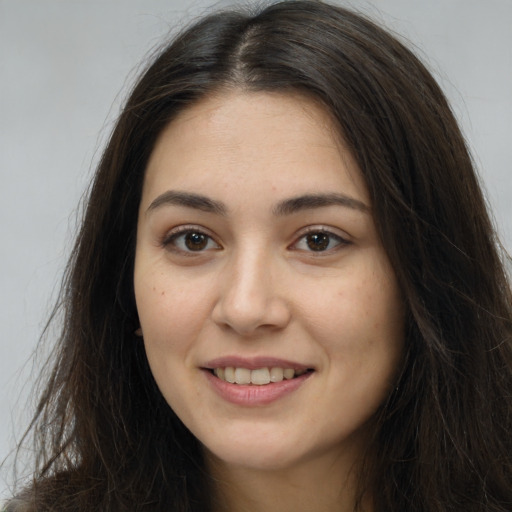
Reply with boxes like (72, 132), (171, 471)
(161, 225), (220, 255)
(291, 227), (350, 253)
(161, 225), (350, 255)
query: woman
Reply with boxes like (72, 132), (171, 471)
(6, 1), (512, 510)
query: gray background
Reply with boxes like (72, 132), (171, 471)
(1, 0), (511, 499)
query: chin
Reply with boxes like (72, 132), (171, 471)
(200, 427), (308, 472)
(207, 445), (303, 473)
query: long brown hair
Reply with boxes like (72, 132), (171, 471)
(8, 1), (512, 510)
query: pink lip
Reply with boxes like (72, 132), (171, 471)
(203, 356), (312, 371)
(203, 368), (314, 407)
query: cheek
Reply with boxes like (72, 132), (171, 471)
(295, 258), (404, 377)
(134, 268), (208, 363)
(136, 265), (203, 323)
(300, 275), (401, 339)
(134, 269), (209, 403)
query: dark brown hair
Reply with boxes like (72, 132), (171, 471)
(8, 1), (512, 510)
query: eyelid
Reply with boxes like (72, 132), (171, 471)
(289, 225), (351, 253)
(159, 224), (350, 255)
(161, 224), (221, 253)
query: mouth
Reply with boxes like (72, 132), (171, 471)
(209, 367), (314, 385)
(203, 359), (315, 406)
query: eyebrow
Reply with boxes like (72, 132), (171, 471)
(273, 193), (370, 216)
(147, 190), (228, 215)
(146, 190), (369, 216)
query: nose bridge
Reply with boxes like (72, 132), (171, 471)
(212, 240), (289, 334)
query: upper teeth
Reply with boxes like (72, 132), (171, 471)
(213, 367), (307, 385)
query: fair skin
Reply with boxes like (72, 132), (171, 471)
(134, 90), (404, 512)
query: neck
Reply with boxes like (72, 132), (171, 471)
(206, 447), (372, 512)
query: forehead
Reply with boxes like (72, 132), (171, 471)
(142, 90), (368, 207)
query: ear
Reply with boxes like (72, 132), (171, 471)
(134, 327), (143, 337)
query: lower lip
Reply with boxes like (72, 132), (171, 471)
(203, 370), (313, 406)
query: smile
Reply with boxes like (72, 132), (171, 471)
(213, 367), (310, 385)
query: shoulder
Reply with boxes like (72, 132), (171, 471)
(1, 497), (31, 512)
(2, 485), (48, 512)
(2, 471), (79, 512)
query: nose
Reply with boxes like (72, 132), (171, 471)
(211, 249), (291, 336)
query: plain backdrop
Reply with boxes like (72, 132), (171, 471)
(1, 0), (511, 499)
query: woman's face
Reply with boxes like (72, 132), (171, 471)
(134, 91), (404, 472)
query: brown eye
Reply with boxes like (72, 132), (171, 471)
(185, 232), (208, 251)
(306, 232), (330, 251)
(163, 228), (220, 253)
(292, 229), (348, 253)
